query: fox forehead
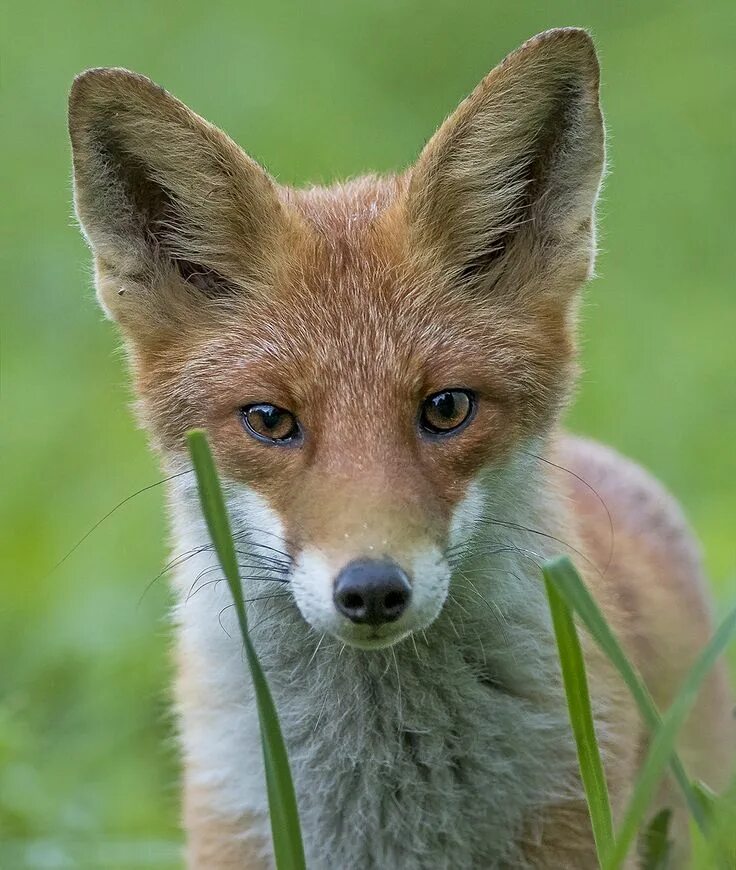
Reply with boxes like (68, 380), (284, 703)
(133, 175), (573, 460)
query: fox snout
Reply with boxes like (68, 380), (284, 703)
(290, 542), (450, 649)
(333, 558), (412, 626)
(262, 468), (457, 648)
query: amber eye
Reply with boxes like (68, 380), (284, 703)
(240, 404), (301, 445)
(419, 389), (475, 435)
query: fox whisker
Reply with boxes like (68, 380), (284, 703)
(137, 547), (204, 606)
(446, 541), (545, 571)
(522, 449), (615, 576)
(454, 571), (511, 646)
(216, 597), (294, 640)
(473, 517), (603, 578)
(46, 468), (195, 581)
(186, 566), (291, 603)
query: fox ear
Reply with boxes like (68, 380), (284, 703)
(407, 29), (604, 302)
(68, 68), (286, 324)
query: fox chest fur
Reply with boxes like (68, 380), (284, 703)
(170, 457), (584, 869)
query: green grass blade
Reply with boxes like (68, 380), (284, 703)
(639, 808), (672, 870)
(544, 571), (614, 866)
(542, 556), (706, 831)
(605, 601), (736, 870)
(690, 780), (736, 869)
(187, 430), (306, 870)
(691, 780), (718, 823)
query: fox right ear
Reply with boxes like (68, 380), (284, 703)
(407, 29), (605, 306)
(68, 68), (287, 325)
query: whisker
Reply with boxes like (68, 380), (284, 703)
(247, 600), (296, 635)
(449, 542), (545, 572)
(218, 604), (234, 638)
(46, 469), (194, 579)
(186, 566), (291, 603)
(216, 597), (294, 640)
(187, 571), (222, 602)
(447, 593), (471, 619)
(445, 610), (462, 638)
(229, 513), (337, 567)
(230, 539), (292, 567)
(454, 571), (511, 648)
(229, 523), (295, 554)
(245, 592), (292, 604)
(138, 544), (211, 606)
(476, 517), (602, 579)
(139, 542), (291, 606)
(192, 579), (291, 605)
(445, 543), (517, 568)
(523, 448), (615, 577)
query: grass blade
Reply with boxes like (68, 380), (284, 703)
(605, 601), (736, 869)
(691, 780), (718, 823)
(639, 808), (672, 870)
(187, 430), (306, 870)
(544, 570), (614, 865)
(690, 781), (736, 868)
(542, 556), (706, 831)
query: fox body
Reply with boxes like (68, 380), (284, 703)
(69, 29), (733, 868)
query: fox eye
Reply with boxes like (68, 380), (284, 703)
(419, 389), (475, 436)
(240, 404), (301, 445)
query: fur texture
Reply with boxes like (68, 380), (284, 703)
(68, 28), (733, 868)
(170, 453), (588, 868)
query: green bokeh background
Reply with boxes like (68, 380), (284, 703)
(2, 1), (734, 867)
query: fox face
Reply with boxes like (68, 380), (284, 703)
(69, 29), (604, 649)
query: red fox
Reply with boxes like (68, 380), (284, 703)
(69, 28), (732, 869)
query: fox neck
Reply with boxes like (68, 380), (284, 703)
(169, 440), (579, 867)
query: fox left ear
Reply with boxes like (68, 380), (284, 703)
(68, 68), (288, 330)
(407, 28), (604, 304)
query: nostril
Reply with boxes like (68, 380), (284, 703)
(337, 592), (366, 621)
(333, 558), (412, 627)
(342, 592), (364, 610)
(383, 590), (407, 614)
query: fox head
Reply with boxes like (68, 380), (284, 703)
(69, 29), (604, 649)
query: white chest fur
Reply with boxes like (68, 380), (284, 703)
(168, 460), (579, 869)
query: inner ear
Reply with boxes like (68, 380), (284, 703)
(69, 67), (291, 317)
(456, 77), (585, 285)
(407, 29), (604, 297)
(173, 259), (239, 296)
(93, 127), (239, 295)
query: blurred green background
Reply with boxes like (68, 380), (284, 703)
(2, 1), (734, 867)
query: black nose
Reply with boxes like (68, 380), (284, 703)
(333, 558), (412, 626)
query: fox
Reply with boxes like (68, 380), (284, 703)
(68, 27), (733, 869)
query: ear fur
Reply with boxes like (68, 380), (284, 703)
(68, 68), (287, 323)
(408, 28), (605, 301)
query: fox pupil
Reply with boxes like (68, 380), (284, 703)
(434, 392), (456, 418)
(262, 407), (281, 429)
